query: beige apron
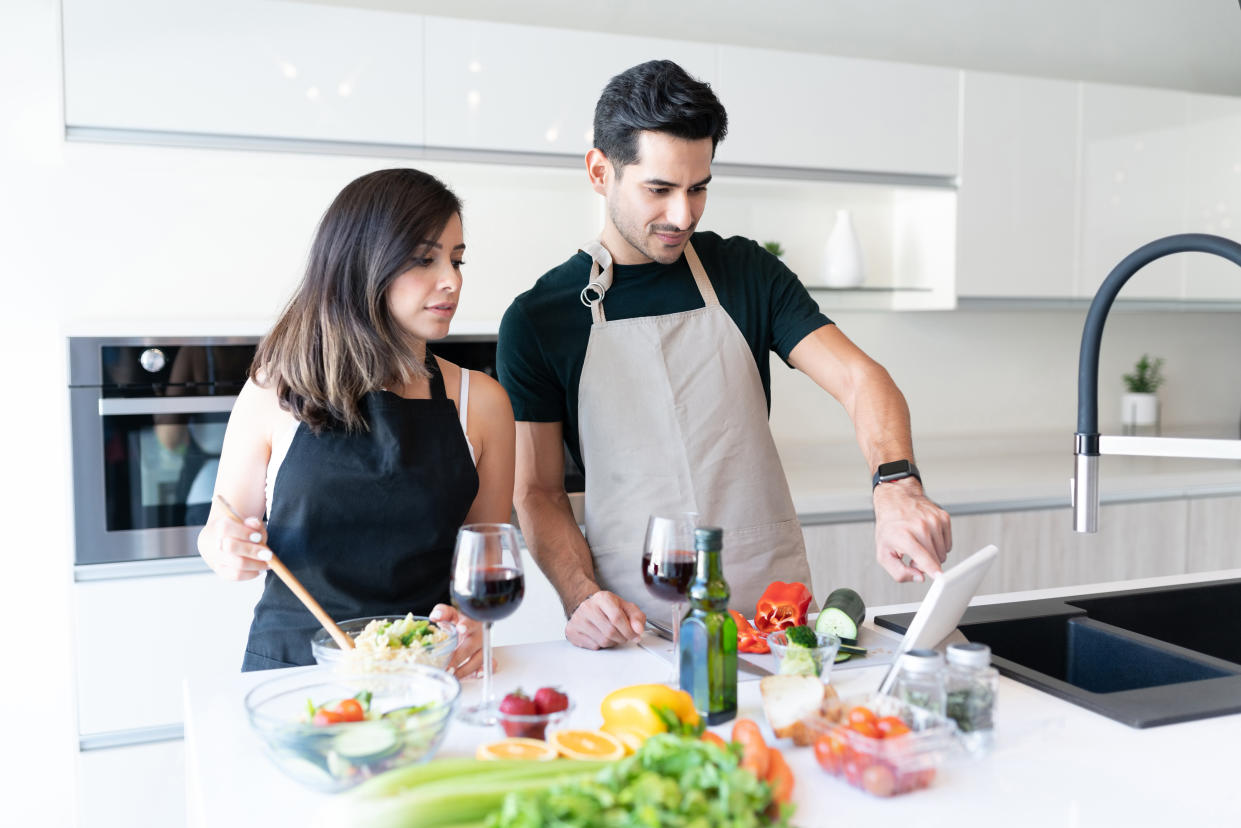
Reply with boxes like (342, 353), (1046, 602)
(576, 239), (814, 620)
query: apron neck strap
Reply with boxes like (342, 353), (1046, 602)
(423, 348), (446, 399)
(579, 238), (718, 323)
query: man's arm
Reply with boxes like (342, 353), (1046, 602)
(788, 325), (952, 582)
(513, 421), (645, 648)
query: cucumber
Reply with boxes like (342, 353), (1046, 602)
(332, 722), (400, 762)
(380, 703), (433, 723)
(816, 587), (865, 642)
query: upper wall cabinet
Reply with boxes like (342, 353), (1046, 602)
(956, 72), (1079, 298)
(62, 0), (426, 144)
(1078, 83), (1188, 300)
(712, 46), (960, 177)
(422, 18), (716, 157)
(1183, 94), (1241, 300)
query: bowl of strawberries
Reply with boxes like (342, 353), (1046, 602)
(496, 686), (574, 740)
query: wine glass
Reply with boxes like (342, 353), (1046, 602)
(642, 512), (698, 686)
(450, 522), (524, 725)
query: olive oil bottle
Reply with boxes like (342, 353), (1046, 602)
(678, 526), (737, 724)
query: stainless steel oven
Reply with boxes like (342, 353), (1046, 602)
(69, 336), (259, 565)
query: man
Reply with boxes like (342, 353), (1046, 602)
(497, 60), (952, 650)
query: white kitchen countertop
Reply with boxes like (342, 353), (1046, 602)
(184, 569), (1241, 827)
(780, 430), (1241, 521)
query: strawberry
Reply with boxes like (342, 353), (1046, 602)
(498, 689), (538, 738)
(533, 686), (570, 716)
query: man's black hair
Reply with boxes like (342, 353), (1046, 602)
(592, 59), (728, 171)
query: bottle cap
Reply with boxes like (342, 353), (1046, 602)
(693, 526), (723, 551)
(947, 642), (991, 669)
(900, 648), (944, 674)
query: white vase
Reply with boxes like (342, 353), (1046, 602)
(1121, 392), (1159, 427)
(823, 209), (864, 288)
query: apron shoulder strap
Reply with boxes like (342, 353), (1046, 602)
(579, 241), (613, 324)
(424, 349), (447, 399)
(682, 241), (720, 307)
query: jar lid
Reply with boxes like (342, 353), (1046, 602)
(900, 648), (944, 673)
(947, 642), (991, 668)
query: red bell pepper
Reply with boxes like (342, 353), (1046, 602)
(753, 581), (813, 634)
(730, 610), (770, 654)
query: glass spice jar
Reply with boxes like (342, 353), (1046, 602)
(892, 649), (946, 716)
(946, 642), (998, 755)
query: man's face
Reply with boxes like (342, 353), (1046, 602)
(603, 131), (713, 265)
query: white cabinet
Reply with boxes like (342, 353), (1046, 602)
(75, 572), (263, 735)
(78, 740), (185, 828)
(956, 73), (1079, 297)
(1078, 83), (1189, 299)
(62, 0), (425, 144)
(1183, 93), (1241, 300)
(423, 17), (716, 157)
(714, 46), (960, 177)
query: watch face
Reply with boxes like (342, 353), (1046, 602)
(878, 460), (911, 477)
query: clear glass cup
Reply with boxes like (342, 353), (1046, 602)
(642, 512), (698, 686)
(449, 522), (524, 725)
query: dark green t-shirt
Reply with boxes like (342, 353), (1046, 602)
(496, 231), (832, 473)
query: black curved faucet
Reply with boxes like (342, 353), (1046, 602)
(1073, 233), (1241, 532)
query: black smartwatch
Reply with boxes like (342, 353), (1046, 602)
(872, 459), (921, 489)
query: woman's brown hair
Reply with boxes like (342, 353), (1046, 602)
(252, 168), (462, 432)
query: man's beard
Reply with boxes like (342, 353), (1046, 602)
(608, 201), (691, 265)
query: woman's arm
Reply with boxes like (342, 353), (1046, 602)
(197, 378), (280, 580)
(462, 371), (516, 524)
(434, 368), (515, 677)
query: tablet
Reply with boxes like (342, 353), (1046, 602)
(877, 544), (999, 694)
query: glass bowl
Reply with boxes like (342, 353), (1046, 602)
(493, 698), (576, 741)
(767, 629), (841, 680)
(244, 664), (460, 792)
(804, 695), (957, 797)
(311, 615), (458, 673)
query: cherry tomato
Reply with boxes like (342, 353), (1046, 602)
(876, 716), (911, 739)
(312, 708), (345, 726)
(813, 734), (840, 774)
(862, 763), (896, 797)
(335, 698), (365, 722)
(847, 706), (878, 729)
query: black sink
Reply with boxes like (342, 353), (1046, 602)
(875, 578), (1241, 728)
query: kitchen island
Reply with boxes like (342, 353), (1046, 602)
(184, 570), (1241, 827)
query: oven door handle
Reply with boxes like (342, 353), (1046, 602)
(97, 396), (239, 416)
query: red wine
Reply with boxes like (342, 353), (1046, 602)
(642, 550), (696, 603)
(452, 565), (524, 622)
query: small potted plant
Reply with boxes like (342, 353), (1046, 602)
(1121, 354), (1164, 431)
(763, 241), (786, 260)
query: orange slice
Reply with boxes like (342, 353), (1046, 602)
(613, 730), (643, 756)
(475, 737), (558, 761)
(548, 728), (626, 761)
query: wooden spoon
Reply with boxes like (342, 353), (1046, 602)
(213, 494), (354, 651)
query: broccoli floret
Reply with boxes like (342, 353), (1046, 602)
(785, 625), (819, 648)
(778, 648), (820, 677)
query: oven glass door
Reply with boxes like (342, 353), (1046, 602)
(101, 410), (230, 531)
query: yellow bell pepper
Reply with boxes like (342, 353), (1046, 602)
(599, 684), (702, 746)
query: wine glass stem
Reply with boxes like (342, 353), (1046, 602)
(481, 621), (493, 709)
(671, 602), (682, 688)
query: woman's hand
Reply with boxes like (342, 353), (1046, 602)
(199, 511), (271, 581)
(430, 604), (486, 678)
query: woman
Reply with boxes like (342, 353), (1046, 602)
(199, 168), (515, 676)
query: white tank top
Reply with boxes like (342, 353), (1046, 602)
(264, 369), (476, 517)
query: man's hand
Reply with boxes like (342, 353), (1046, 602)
(565, 591), (646, 650)
(873, 478), (952, 582)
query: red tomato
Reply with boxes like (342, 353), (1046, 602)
(848, 718), (881, 739)
(847, 706), (878, 729)
(813, 734), (840, 774)
(312, 708), (344, 726)
(827, 729), (853, 765)
(876, 716), (911, 739)
(861, 763), (896, 797)
(335, 698), (365, 722)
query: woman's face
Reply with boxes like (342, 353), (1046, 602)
(386, 212), (465, 341)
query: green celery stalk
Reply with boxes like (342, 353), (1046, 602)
(350, 758), (599, 800)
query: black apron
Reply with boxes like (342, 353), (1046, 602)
(241, 356), (480, 671)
